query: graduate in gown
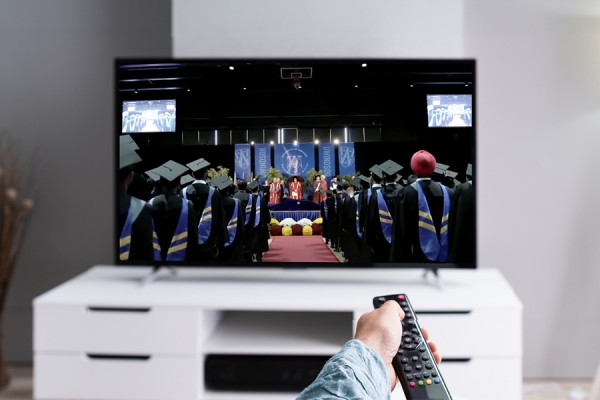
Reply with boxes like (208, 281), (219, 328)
(118, 144), (155, 261)
(250, 180), (270, 262)
(275, 177), (284, 203)
(214, 176), (245, 262)
(365, 160), (404, 263)
(319, 189), (329, 245)
(390, 151), (454, 263)
(312, 176), (322, 203)
(339, 180), (360, 263)
(448, 164), (475, 264)
(233, 179), (258, 262)
(182, 158), (227, 262)
(326, 189), (339, 251)
(290, 177), (303, 200)
(353, 175), (371, 263)
(148, 161), (198, 262)
(268, 179), (277, 204)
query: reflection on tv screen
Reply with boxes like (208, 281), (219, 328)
(427, 95), (472, 127)
(122, 100), (176, 133)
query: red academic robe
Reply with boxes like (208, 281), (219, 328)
(290, 182), (302, 200)
(276, 183), (283, 203)
(268, 183), (277, 204)
(313, 181), (321, 203)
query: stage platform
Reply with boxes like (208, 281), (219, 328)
(268, 199), (320, 222)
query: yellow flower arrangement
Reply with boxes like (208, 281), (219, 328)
(282, 226), (293, 236)
(313, 217), (323, 225)
(302, 226), (313, 236)
(270, 218), (279, 225)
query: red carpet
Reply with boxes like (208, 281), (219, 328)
(263, 235), (340, 263)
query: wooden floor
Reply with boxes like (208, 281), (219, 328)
(0, 366), (593, 400)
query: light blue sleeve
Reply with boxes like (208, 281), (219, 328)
(297, 339), (391, 400)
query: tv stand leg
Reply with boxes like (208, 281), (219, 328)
(423, 268), (444, 291)
(141, 266), (177, 286)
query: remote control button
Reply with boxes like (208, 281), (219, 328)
(404, 365), (412, 372)
(423, 372), (430, 378)
(403, 332), (411, 337)
(406, 374), (413, 380)
(419, 346), (426, 352)
(426, 379), (432, 385)
(403, 307), (410, 312)
(414, 373), (422, 379)
(418, 380), (424, 386)
(404, 338), (413, 344)
(434, 378), (440, 384)
(404, 344), (416, 350)
(411, 328), (418, 333)
(432, 372), (438, 377)
(409, 382), (416, 388)
(405, 313), (413, 319)
(397, 349), (404, 355)
(398, 295), (405, 301)
(401, 357), (409, 364)
(408, 320), (415, 325)
(400, 302), (408, 307)
(377, 297), (386, 303)
(425, 363), (434, 370)
(415, 364), (422, 370)
(422, 355), (430, 361)
(412, 356), (419, 362)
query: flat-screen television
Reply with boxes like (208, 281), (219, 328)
(122, 100), (176, 133)
(427, 94), (472, 127)
(116, 59), (476, 268)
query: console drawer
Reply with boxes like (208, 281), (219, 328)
(34, 304), (198, 354)
(35, 352), (197, 400)
(416, 309), (521, 357)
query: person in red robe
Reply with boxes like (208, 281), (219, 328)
(313, 176), (322, 203)
(275, 177), (283, 203)
(290, 177), (303, 200)
(268, 179), (277, 204)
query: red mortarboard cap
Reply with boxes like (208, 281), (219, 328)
(411, 150), (436, 177)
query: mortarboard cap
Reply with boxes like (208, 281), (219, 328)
(402, 179), (408, 186)
(119, 147), (142, 169)
(212, 176), (233, 191)
(180, 174), (195, 186)
(433, 162), (450, 181)
(358, 175), (371, 185)
(369, 164), (384, 179)
(445, 170), (459, 179)
(145, 169), (161, 182)
(350, 177), (362, 188)
(186, 158), (210, 172)
(120, 135), (139, 151)
(466, 163), (473, 178)
(453, 178), (462, 187)
(248, 181), (259, 191)
(153, 160), (189, 182)
(379, 160), (404, 177)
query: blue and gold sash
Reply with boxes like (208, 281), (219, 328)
(376, 190), (393, 244)
(120, 197), (161, 261)
(225, 198), (239, 247)
(148, 196), (189, 261)
(244, 194), (253, 225)
(411, 181), (450, 262)
(356, 190), (372, 238)
(198, 187), (214, 244)
(254, 194), (261, 227)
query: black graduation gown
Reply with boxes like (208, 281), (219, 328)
(326, 196), (338, 249)
(184, 182), (226, 261)
(320, 200), (329, 243)
(127, 173), (153, 202)
(233, 191), (257, 262)
(340, 194), (359, 262)
(448, 181), (475, 264)
(390, 180), (455, 263)
(217, 196), (245, 262)
(118, 188), (154, 261)
(150, 192), (198, 261)
(365, 183), (402, 263)
(254, 193), (271, 255)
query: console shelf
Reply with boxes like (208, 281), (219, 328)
(34, 266), (522, 400)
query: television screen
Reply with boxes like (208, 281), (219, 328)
(122, 100), (176, 133)
(427, 94), (472, 127)
(116, 60), (475, 268)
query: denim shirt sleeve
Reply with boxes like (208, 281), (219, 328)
(296, 339), (391, 400)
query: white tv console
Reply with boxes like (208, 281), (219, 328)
(33, 266), (522, 400)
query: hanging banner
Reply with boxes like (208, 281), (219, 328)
(234, 143), (251, 180)
(318, 142), (335, 181)
(254, 143), (271, 184)
(338, 142), (356, 178)
(274, 143), (315, 178)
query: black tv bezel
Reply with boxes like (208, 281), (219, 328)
(121, 99), (177, 134)
(114, 58), (477, 269)
(426, 94), (473, 128)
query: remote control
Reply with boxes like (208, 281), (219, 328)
(373, 294), (452, 400)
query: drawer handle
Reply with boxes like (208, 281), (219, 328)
(87, 306), (151, 313)
(441, 358), (471, 363)
(87, 354), (151, 361)
(415, 310), (471, 315)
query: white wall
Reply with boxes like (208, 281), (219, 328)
(173, 0), (600, 378)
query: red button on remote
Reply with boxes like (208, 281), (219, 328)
(410, 382), (416, 388)
(398, 295), (405, 301)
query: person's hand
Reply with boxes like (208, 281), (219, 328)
(354, 301), (441, 391)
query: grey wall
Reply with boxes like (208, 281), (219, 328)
(0, 0), (172, 362)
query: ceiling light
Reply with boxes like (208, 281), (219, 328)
(410, 84), (414, 87)
(362, 63), (367, 67)
(243, 87), (246, 90)
(187, 88), (190, 92)
(465, 84), (469, 86)
(334, 139), (339, 144)
(270, 140), (274, 145)
(134, 90), (138, 93)
(293, 140), (298, 145)
(355, 85), (358, 88)
(250, 141), (254, 145)
(314, 139), (319, 144)
(229, 66), (234, 70)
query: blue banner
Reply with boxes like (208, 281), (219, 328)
(274, 143), (315, 178)
(234, 144), (251, 180)
(254, 143), (271, 184)
(338, 142), (356, 178)
(318, 142), (335, 182)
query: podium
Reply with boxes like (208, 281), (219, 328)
(34, 266), (522, 400)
